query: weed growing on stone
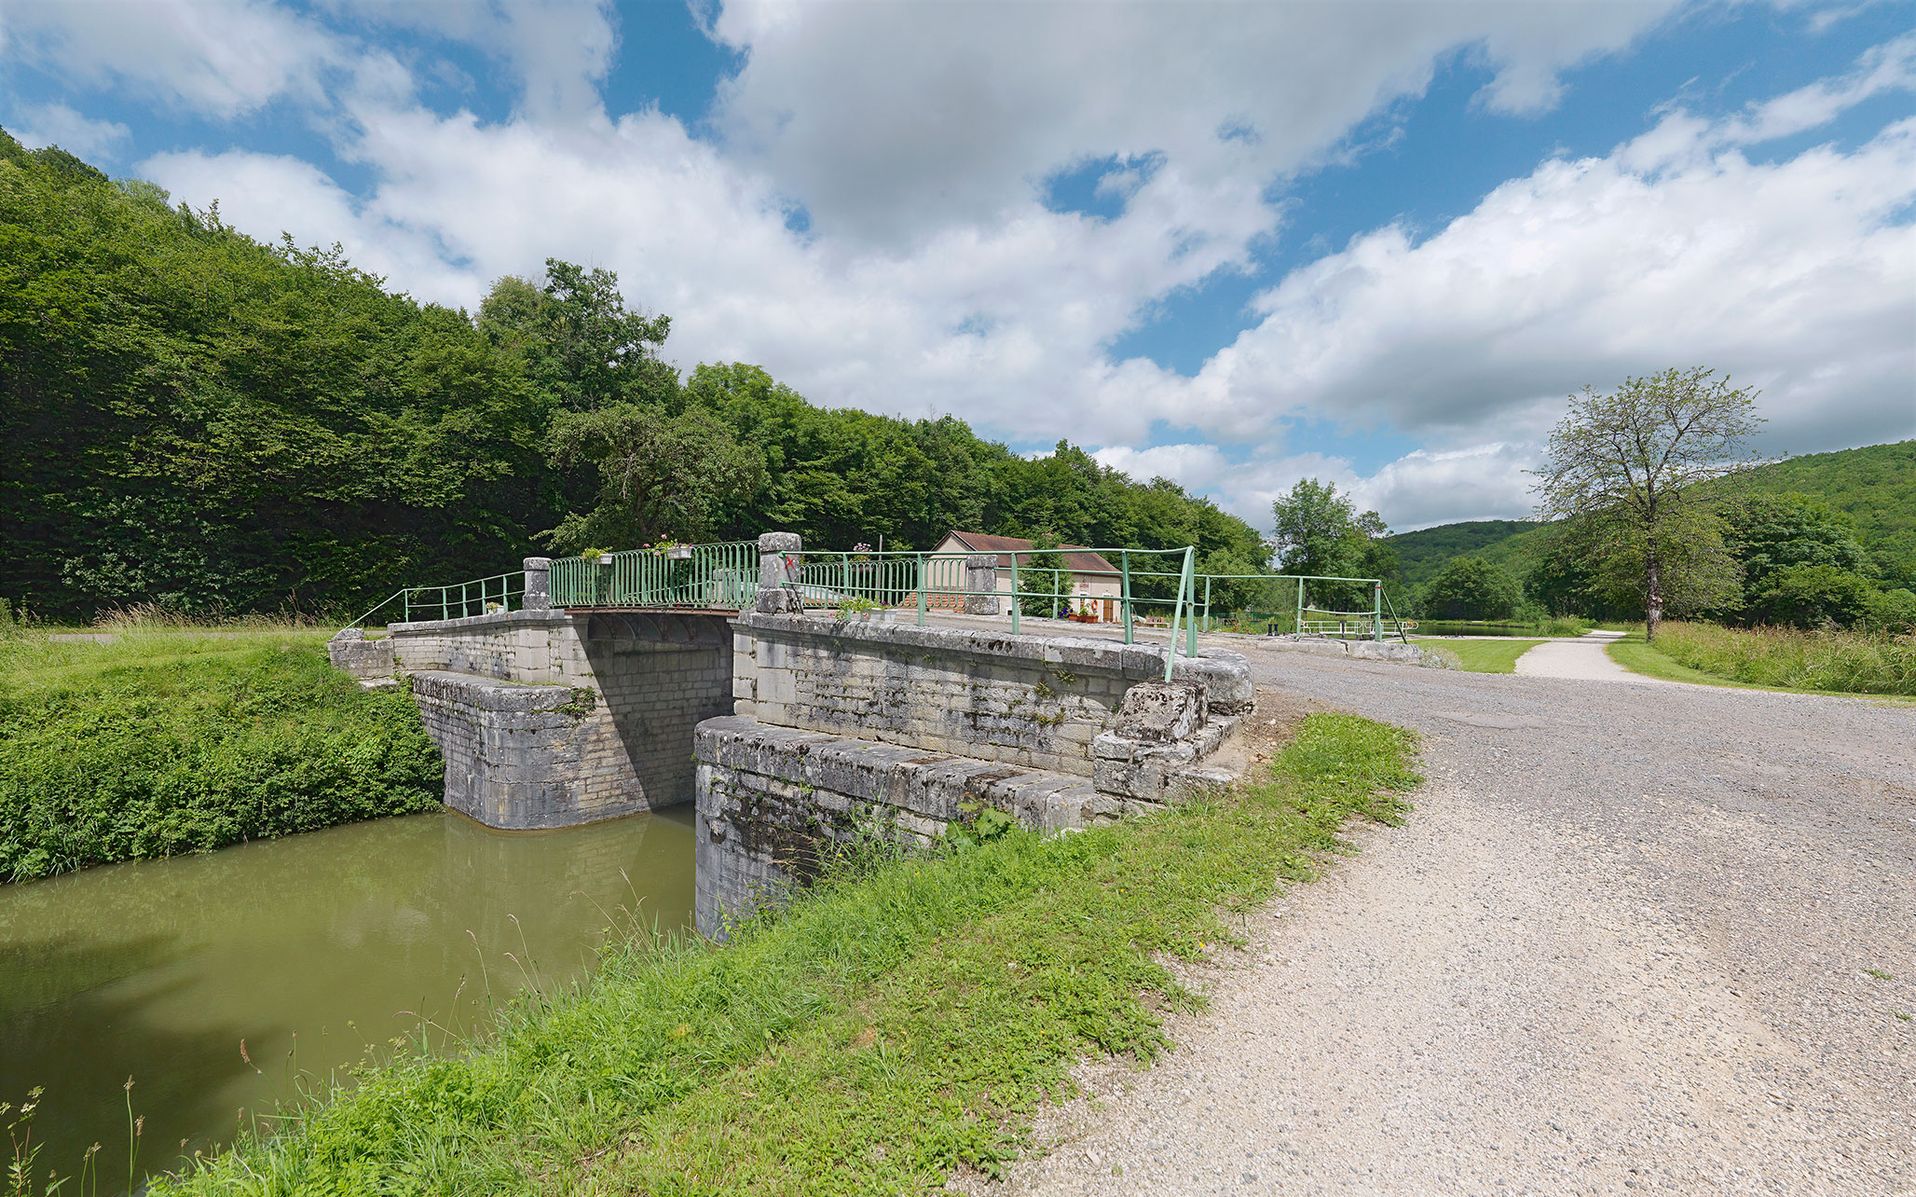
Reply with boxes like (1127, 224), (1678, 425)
(152, 713), (1419, 1196)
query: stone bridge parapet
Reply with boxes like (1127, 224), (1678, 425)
(695, 606), (1253, 935)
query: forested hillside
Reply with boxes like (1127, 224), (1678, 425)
(1387, 440), (1916, 594)
(1386, 519), (1539, 586)
(0, 130), (1264, 621)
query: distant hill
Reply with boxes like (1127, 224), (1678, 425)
(1385, 440), (1916, 588)
(1388, 519), (1541, 586)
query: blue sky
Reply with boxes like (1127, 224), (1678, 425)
(3, 0), (1912, 529)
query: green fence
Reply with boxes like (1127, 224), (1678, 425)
(549, 542), (758, 609)
(346, 543), (1406, 659)
(792, 546), (1202, 681)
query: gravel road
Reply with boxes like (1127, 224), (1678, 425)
(972, 643), (1916, 1196)
(1514, 629), (1672, 683)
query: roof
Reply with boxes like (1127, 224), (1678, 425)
(942, 531), (1119, 577)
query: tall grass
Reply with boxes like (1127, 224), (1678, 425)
(1652, 621), (1916, 696)
(150, 713), (1419, 1196)
(0, 627), (441, 881)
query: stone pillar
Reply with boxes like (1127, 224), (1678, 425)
(523, 556), (552, 611)
(964, 553), (1001, 615)
(755, 532), (805, 614)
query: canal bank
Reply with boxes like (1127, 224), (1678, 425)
(0, 805), (694, 1186)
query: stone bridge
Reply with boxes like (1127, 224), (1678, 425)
(331, 534), (1255, 935)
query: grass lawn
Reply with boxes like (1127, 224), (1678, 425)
(1412, 637), (1546, 674)
(150, 713), (1421, 1196)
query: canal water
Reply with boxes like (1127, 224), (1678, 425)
(0, 807), (695, 1187)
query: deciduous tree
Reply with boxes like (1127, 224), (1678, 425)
(1532, 368), (1762, 641)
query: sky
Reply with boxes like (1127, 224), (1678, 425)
(2, 0), (1913, 533)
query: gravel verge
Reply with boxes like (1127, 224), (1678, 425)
(964, 645), (1916, 1196)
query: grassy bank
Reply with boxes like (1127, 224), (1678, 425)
(1608, 622), (1916, 696)
(1412, 638), (1545, 673)
(0, 627), (441, 881)
(146, 713), (1419, 1195)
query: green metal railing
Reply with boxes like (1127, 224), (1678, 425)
(789, 546), (1201, 681)
(344, 542), (1406, 663)
(346, 571), (526, 630)
(549, 541), (758, 610)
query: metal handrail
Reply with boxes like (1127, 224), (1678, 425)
(343, 571), (525, 630)
(549, 541), (757, 609)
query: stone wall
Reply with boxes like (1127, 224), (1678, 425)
(408, 670), (648, 829)
(326, 628), (395, 681)
(728, 610), (1252, 776)
(387, 609), (734, 824)
(696, 611), (1253, 934)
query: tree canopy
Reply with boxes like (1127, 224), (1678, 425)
(1418, 556), (1522, 621)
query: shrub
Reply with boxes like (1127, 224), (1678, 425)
(1865, 587), (1916, 633)
(0, 630), (442, 881)
(1747, 564), (1878, 628)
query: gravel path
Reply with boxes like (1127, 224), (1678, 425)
(1515, 629), (1672, 683)
(972, 645), (1916, 1196)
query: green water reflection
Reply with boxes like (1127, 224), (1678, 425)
(0, 807), (694, 1187)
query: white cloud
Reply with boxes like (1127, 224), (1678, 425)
(1179, 92), (1916, 460)
(7, 100), (129, 160)
(1720, 31), (1916, 144)
(2, 0), (344, 118)
(708, 0), (1679, 247)
(318, 0), (619, 121)
(1090, 441), (1538, 533)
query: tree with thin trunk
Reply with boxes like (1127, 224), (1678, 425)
(1531, 368), (1763, 642)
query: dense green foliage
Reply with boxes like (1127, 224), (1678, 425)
(1609, 622), (1916, 696)
(1417, 556), (1522, 621)
(0, 131), (1264, 621)
(1385, 441), (1916, 628)
(0, 135), (557, 622)
(148, 714), (1417, 1194)
(1269, 479), (1392, 579)
(1388, 520), (1538, 586)
(0, 629), (440, 880)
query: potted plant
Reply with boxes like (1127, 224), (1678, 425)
(659, 539), (693, 560)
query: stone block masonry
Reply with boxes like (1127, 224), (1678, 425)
(327, 627), (395, 681)
(385, 609), (734, 826)
(728, 610), (1252, 777)
(697, 610), (1254, 934)
(408, 670), (648, 829)
(693, 717), (1138, 935)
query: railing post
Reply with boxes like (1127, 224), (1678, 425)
(1373, 580), (1384, 641)
(1184, 550), (1199, 658)
(1008, 551), (1020, 635)
(916, 553), (927, 625)
(1203, 575), (1211, 633)
(1294, 578), (1304, 636)
(1120, 550), (1134, 645)
(754, 532), (804, 614)
(523, 557), (552, 612)
(963, 554), (998, 615)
